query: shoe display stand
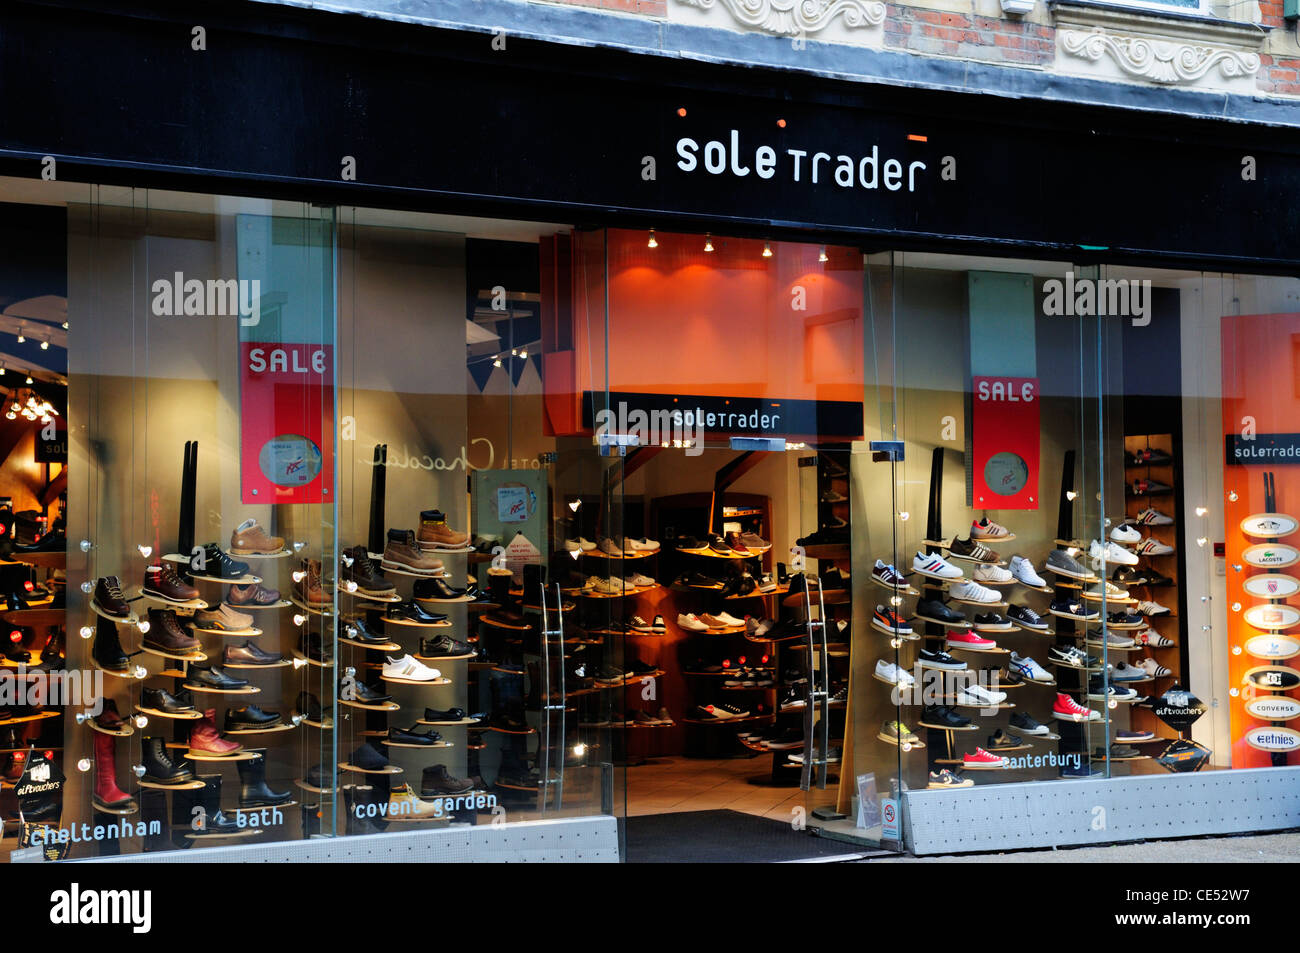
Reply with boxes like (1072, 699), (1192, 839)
(1121, 433), (1185, 757)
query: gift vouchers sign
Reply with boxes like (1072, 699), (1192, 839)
(1150, 687), (1207, 733)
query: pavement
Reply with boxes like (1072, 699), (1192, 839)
(868, 831), (1300, 862)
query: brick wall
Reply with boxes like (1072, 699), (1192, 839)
(550, 0), (666, 15)
(884, 4), (1054, 64)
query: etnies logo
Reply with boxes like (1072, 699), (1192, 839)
(49, 883), (151, 933)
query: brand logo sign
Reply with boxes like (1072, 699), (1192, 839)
(1244, 634), (1300, 660)
(1243, 603), (1300, 631)
(1243, 543), (1300, 568)
(1155, 739), (1211, 773)
(1243, 573), (1300, 599)
(1244, 696), (1300, 720)
(1242, 665), (1300, 690)
(1244, 726), (1300, 752)
(1226, 432), (1300, 466)
(1041, 271), (1151, 326)
(1240, 513), (1299, 538)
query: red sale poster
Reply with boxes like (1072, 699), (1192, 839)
(239, 342), (334, 504)
(971, 375), (1040, 510)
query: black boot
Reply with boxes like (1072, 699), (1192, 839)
(343, 784), (384, 835)
(92, 616), (128, 670)
(140, 789), (170, 852)
(198, 775), (241, 834)
(141, 735), (194, 785)
(235, 748), (291, 807)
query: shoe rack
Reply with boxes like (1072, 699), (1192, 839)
(1122, 432), (1185, 759)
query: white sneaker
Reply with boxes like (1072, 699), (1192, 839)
(956, 683), (1007, 706)
(626, 537), (660, 552)
(1009, 555), (1046, 588)
(913, 551), (964, 580)
(383, 654), (442, 682)
(948, 580), (1000, 604)
(567, 537), (597, 551)
(1008, 652), (1052, 683)
(973, 563), (1013, 584)
(626, 572), (655, 587)
(1135, 538), (1174, 556)
(1137, 600), (1172, 616)
(1136, 507), (1174, 526)
(1090, 539), (1139, 566)
(875, 659), (915, 687)
(1139, 657), (1172, 677)
(677, 613), (710, 632)
(1082, 580), (1130, 601)
(1109, 522), (1141, 544)
(592, 576), (625, 595)
(713, 611), (744, 627)
(1134, 628), (1175, 648)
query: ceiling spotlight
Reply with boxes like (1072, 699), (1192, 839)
(39, 339), (48, 350)
(518, 349), (527, 360)
(24, 377), (32, 384)
(819, 246), (828, 263)
(704, 233), (714, 253)
(15, 333), (24, 344)
(762, 242), (773, 258)
(492, 357), (503, 368)
(1066, 490), (1077, 501)
(62, 321), (68, 330)
(647, 229), (658, 248)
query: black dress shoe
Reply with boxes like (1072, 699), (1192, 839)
(388, 725), (441, 746)
(385, 601), (446, 625)
(184, 665), (250, 690)
(347, 680), (393, 705)
(350, 742), (390, 771)
(413, 577), (474, 601)
(342, 619), (389, 644)
(224, 705), (281, 731)
(921, 704), (971, 729)
(196, 543), (251, 580)
(142, 687), (197, 714)
(418, 634), (474, 658)
(423, 707), (466, 722)
(5, 593), (28, 611)
(295, 692), (324, 722)
(915, 599), (967, 624)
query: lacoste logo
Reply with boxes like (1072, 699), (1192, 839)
(49, 884), (151, 933)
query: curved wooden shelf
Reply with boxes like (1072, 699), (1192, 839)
(416, 717), (482, 726)
(288, 596), (336, 616)
(377, 564), (452, 580)
(1048, 610), (1101, 623)
(299, 717), (334, 730)
(1010, 623), (1054, 635)
(946, 645), (1010, 656)
(340, 636), (402, 652)
(947, 597), (1009, 608)
(88, 721), (134, 737)
(415, 649), (477, 661)
(136, 778), (206, 791)
(681, 713), (773, 726)
(2, 607), (66, 626)
(479, 616), (533, 632)
(383, 616), (453, 629)
(134, 705), (202, 721)
(224, 599), (292, 611)
(339, 699), (399, 712)
(221, 658), (291, 670)
(379, 674), (452, 687)
(184, 828), (263, 841)
(382, 740), (455, 749)
(5, 550), (66, 568)
(916, 720), (978, 731)
(91, 799), (140, 816)
(182, 683), (260, 695)
(295, 778), (335, 794)
(338, 761), (403, 775)
(90, 601), (140, 625)
(291, 652), (334, 669)
(340, 588), (401, 603)
(139, 645), (207, 663)
(190, 625), (264, 638)
(913, 613), (971, 629)
(175, 749), (260, 762)
(224, 722), (295, 735)
(135, 590), (210, 610)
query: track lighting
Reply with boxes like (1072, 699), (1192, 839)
(762, 242), (772, 258)
(819, 246), (828, 262)
(704, 233), (714, 252)
(647, 229), (658, 248)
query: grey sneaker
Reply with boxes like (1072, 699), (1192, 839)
(1046, 549), (1091, 579)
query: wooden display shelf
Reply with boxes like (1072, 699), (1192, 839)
(416, 717), (482, 726)
(91, 658), (144, 679)
(5, 551), (66, 568)
(681, 713), (773, 726)
(337, 761), (402, 775)
(224, 599), (292, 611)
(88, 720), (134, 737)
(136, 778), (206, 791)
(295, 778), (335, 794)
(338, 699), (399, 712)
(1044, 568), (1097, 584)
(167, 747), (260, 763)
(91, 601), (140, 625)
(1048, 609), (1101, 622)
(291, 652), (334, 669)
(382, 739), (455, 749)
(379, 674), (452, 687)
(946, 699), (1017, 710)
(288, 596), (336, 616)
(916, 719), (978, 731)
(181, 682), (260, 695)
(138, 645), (207, 663)
(340, 588), (401, 603)
(947, 597), (1009, 609)
(578, 584), (659, 600)
(382, 616), (453, 630)
(913, 613), (971, 629)
(999, 673), (1056, 688)
(1013, 582), (1054, 594)
(726, 586), (789, 600)
(945, 645), (1009, 656)
(189, 625), (264, 637)
(221, 658), (292, 670)
(134, 705), (202, 721)
(90, 799), (140, 816)
(340, 635), (401, 652)
(1009, 623), (1054, 635)
(184, 828), (264, 841)
(415, 593), (478, 604)
(1, 608), (65, 626)
(478, 616), (533, 632)
(132, 590), (210, 611)
(299, 717), (334, 730)
(224, 722), (296, 735)
(376, 565), (453, 580)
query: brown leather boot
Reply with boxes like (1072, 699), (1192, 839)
(230, 519), (285, 555)
(417, 509), (470, 551)
(295, 559), (332, 607)
(381, 530), (445, 576)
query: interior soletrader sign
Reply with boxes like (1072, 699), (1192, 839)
(582, 392), (862, 442)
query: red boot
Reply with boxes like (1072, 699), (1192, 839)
(92, 731), (136, 812)
(189, 708), (243, 756)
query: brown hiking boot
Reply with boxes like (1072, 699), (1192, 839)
(143, 564), (199, 602)
(230, 519), (285, 555)
(416, 510), (470, 551)
(295, 559), (332, 607)
(382, 530), (445, 576)
(143, 608), (201, 653)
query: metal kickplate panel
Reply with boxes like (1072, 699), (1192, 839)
(901, 766), (1300, 855)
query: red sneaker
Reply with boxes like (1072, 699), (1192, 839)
(946, 630), (997, 651)
(1053, 692), (1101, 722)
(963, 747), (1006, 768)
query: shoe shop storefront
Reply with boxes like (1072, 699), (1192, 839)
(0, 0), (1298, 863)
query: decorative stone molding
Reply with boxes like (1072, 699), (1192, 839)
(1061, 27), (1260, 82)
(1051, 1), (1266, 91)
(672, 0), (885, 36)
